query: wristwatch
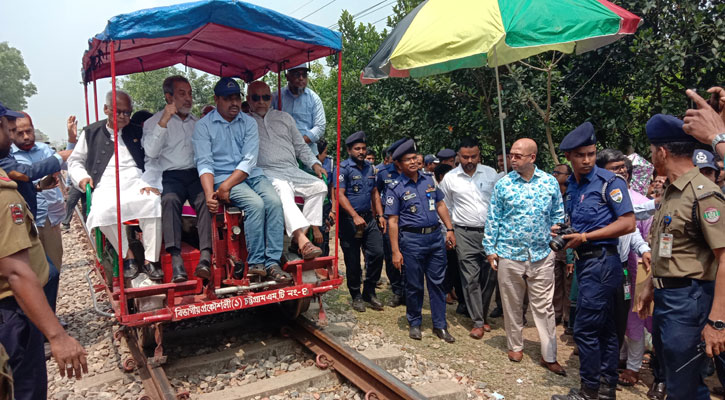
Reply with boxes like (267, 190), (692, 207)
(707, 319), (725, 330)
(711, 133), (725, 152)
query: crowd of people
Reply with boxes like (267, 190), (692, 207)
(0, 59), (725, 400)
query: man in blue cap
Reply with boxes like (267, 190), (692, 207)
(385, 139), (457, 343)
(552, 122), (635, 400)
(373, 137), (408, 306)
(693, 149), (720, 184)
(193, 77), (291, 282)
(423, 154), (438, 174)
(336, 131), (384, 312)
(636, 114), (725, 400)
(271, 63), (325, 156)
(436, 148), (456, 168)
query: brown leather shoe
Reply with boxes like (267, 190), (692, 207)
(483, 324), (492, 332)
(508, 350), (523, 362)
(299, 242), (323, 260)
(469, 327), (484, 339)
(540, 358), (567, 376)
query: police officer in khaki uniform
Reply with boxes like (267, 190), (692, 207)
(0, 105), (87, 400)
(637, 114), (725, 400)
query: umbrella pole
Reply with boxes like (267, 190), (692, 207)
(493, 50), (508, 173)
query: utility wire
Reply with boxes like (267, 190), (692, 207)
(301, 0), (338, 20)
(327, 0), (396, 29)
(289, 0), (317, 15)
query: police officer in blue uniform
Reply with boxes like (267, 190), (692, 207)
(436, 148), (456, 167)
(373, 138), (408, 307)
(336, 131), (385, 312)
(552, 122), (635, 400)
(385, 139), (457, 343)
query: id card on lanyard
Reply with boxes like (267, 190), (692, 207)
(659, 215), (673, 258)
(427, 192), (435, 211)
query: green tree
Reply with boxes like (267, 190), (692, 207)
(0, 42), (37, 110)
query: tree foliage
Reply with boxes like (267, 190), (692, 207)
(0, 42), (37, 110)
(118, 67), (219, 116)
(313, 0), (724, 170)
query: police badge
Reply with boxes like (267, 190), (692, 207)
(410, 205), (417, 213)
(9, 203), (23, 224)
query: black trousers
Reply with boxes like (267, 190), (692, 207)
(382, 229), (405, 297)
(63, 187), (87, 225)
(615, 262), (632, 349)
(339, 211), (384, 299)
(161, 169), (212, 251)
(443, 248), (463, 301)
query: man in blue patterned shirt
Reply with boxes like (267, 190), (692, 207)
(483, 138), (567, 376)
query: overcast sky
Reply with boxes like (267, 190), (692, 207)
(0, 0), (395, 142)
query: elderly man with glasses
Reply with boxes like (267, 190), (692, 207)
(271, 63), (325, 156)
(68, 90), (163, 281)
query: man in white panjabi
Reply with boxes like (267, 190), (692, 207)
(246, 81), (327, 259)
(68, 90), (163, 280)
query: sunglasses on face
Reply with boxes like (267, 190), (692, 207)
(250, 94), (271, 102)
(289, 71), (308, 78)
(116, 109), (132, 117)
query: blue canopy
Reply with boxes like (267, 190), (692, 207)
(82, 0), (342, 83)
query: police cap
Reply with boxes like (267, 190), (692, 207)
(645, 114), (698, 145)
(0, 102), (24, 119)
(387, 138), (407, 155)
(392, 139), (417, 161)
(559, 122), (596, 151)
(345, 131), (366, 147)
(436, 148), (456, 160)
(424, 154), (439, 165)
(693, 149), (719, 171)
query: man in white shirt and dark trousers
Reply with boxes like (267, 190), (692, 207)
(143, 76), (212, 282)
(438, 137), (499, 339)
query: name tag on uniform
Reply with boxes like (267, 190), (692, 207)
(352, 175), (362, 180)
(659, 233), (673, 258)
(403, 193), (417, 201)
(428, 198), (435, 211)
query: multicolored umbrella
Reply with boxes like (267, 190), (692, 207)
(361, 0), (642, 83)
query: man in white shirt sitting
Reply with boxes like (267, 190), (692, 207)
(68, 90), (162, 280)
(143, 76), (211, 282)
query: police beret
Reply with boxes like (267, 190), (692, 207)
(645, 114), (697, 145)
(345, 130), (366, 146)
(436, 148), (456, 160)
(387, 138), (407, 155)
(424, 154), (439, 165)
(693, 149), (718, 171)
(392, 139), (416, 161)
(559, 122), (597, 151)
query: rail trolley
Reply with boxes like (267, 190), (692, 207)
(79, 0), (345, 367)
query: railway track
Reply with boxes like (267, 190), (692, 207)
(77, 204), (427, 400)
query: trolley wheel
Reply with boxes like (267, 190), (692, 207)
(279, 297), (311, 320)
(138, 395), (152, 400)
(122, 356), (137, 372)
(176, 392), (191, 400)
(365, 392), (380, 400)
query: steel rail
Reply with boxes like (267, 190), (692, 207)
(124, 328), (183, 400)
(285, 317), (427, 400)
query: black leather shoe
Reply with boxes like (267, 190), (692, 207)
(363, 295), (384, 311)
(123, 259), (139, 280)
(489, 307), (503, 318)
(144, 261), (164, 280)
(456, 303), (470, 317)
(195, 249), (212, 279)
(351, 297), (366, 312)
(432, 328), (455, 343)
(598, 384), (615, 400)
(646, 381), (665, 400)
(551, 385), (599, 400)
(409, 326), (422, 340)
(171, 253), (188, 283)
(387, 294), (404, 307)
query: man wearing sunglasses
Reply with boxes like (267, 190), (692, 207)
(246, 80), (327, 261)
(68, 90), (163, 282)
(271, 63), (326, 156)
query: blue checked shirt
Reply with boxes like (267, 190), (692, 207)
(483, 167), (565, 262)
(11, 143), (66, 227)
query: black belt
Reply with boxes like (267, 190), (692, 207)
(455, 225), (485, 233)
(652, 277), (693, 289)
(574, 244), (618, 261)
(342, 210), (373, 220)
(401, 225), (440, 234)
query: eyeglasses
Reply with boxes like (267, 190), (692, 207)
(250, 94), (271, 102)
(288, 71), (308, 78)
(607, 163), (627, 172)
(508, 153), (533, 160)
(116, 110), (132, 117)
(552, 171), (570, 176)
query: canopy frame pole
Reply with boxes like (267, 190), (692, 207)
(277, 64), (282, 109)
(84, 82), (90, 127)
(110, 41), (127, 318)
(493, 47), (508, 173)
(333, 51), (342, 278)
(93, 75), (99, 122)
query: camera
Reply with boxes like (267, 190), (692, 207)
(549, 223), (577, 251)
